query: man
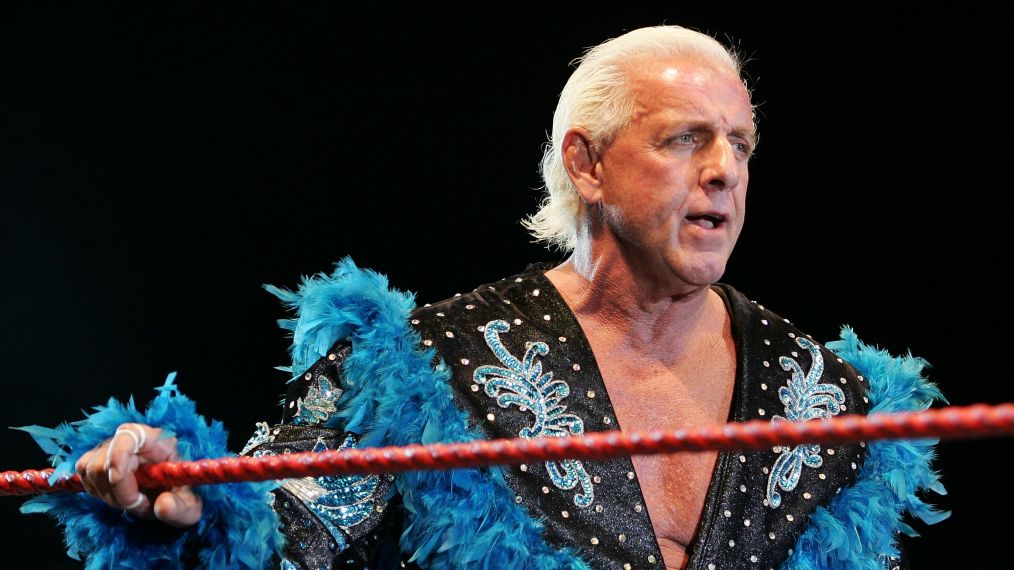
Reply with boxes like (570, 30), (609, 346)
(30, 25), (945, 569)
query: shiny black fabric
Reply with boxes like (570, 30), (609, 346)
(253, 425), (399, 568)
(687, 286), (870, 570)
(248, 262), (907, 569)
(410, 264), (664, 569)
(244, 351), (414, 570)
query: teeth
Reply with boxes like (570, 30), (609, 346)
(700, 218), (715, 229)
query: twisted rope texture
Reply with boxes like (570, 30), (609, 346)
(3, 403), (1012, 496)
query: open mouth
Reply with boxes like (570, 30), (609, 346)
(686, 213), (725, 229)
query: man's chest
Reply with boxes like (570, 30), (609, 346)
(601, 359), (736, 558)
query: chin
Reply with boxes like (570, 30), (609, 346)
(671, 258), (728, 287)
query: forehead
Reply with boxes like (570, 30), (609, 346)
(625, 56), (754, 129)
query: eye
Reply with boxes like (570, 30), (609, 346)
(732, 140), (754, 159)
(669, 133), (698, 146)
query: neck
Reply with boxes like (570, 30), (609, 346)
(545, 253), (720, 361)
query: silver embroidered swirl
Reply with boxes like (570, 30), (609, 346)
(766, 336), (846, 508)
(472, 319), (595, 508)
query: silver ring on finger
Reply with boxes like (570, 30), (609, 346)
(114, 426), (147, 454)
(122, 494), (144, 510)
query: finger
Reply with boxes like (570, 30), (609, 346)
(108, 447), (144, 511)
(107, 424), (169, 512)
(85, 445), (118, 506)
(140, 432), (179, 465)
(120, 489), (152, 516)
(75, 448), (101, 497)
(105, 423), (155, 486)
(153, 486), (203, 528)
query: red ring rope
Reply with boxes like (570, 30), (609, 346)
(2, 402), (1012, 497)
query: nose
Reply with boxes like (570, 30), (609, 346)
(698, 138), (740, 191)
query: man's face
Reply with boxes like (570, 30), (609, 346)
(595, 56), (755, 291)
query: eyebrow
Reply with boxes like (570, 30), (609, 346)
(731, 127), (758, 145)
(671, 120), (758, 145)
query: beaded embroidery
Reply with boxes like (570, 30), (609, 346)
(292, 376), (341, 426)
(280, 435), (384, 551)
(766, 337), (846, 508)
(473, 319), (595, 507)
(240, 421), (274, 456)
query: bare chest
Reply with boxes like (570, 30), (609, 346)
(600, 356), (735, 568)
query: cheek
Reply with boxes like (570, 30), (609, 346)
(733, 171), (749, 213)
(605, 157), (692, 220)
(730, 190), (748, 238)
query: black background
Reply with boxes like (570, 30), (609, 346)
(2, 3), (1011, 568)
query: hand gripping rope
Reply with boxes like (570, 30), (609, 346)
(2, 402), (1013, 497)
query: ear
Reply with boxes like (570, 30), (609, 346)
(562, 128), (603, 204)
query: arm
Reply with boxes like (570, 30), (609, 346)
(23, 259), (418, 569)
(24, 348), (407, 570)
(782, 327), (948, 569)
(238, 341), (408, 569)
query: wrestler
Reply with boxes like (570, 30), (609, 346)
(26, 24), (946, 569)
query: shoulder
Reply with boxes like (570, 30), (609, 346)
(714, 286), (949, 566)
(714, 282), (872, 414)
(410, 262), (557, 336)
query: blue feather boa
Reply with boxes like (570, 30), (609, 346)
(266, 257), (591, 569)
(269, 259), (947, 568)
(783, 327), (948, 569)
(17, 373), (284, 569)
(17, 256), (946, 569)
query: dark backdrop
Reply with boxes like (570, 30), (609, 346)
(2, 3), (1011, 568)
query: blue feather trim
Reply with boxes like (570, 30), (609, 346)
(783, 326), (949, 569)
(266, 257), (591, 569)
(16, 372), (284, 569)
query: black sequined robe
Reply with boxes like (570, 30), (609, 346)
(243, 263), (910, 570)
